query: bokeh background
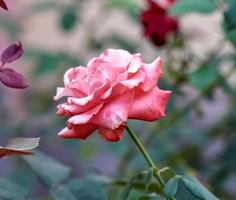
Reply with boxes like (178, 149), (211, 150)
(0, 0), (236, 199)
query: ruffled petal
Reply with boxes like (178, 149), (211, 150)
(91, 92), (133, 129)
(141, 57), (163, 91)
(98, 125), (125, 142)
(118, 69), (145, 89)
(68, 93), (94, 106)
(129, 87), (171, 121)
(53, 87), (78, 101)
(68, 81), (111, 106)
(100, 49), (132, 67)
(56, 103), (76, 116)
(64, 67), (90, 94)
(127, 53), (142, 73)
(99, 61), (125, 81)
(58, 124), (97, 139)
(67, 103), (103, 125)
(87, 57), (103, 72)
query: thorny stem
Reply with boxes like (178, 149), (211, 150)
(126, 124), (175, 199)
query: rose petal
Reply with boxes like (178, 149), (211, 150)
(141, 57), (163, 91)
(98, 61), (125, 81)
(100, 49), (132, 67)
(91, 92), (133, 129)
(118, 69), (145, 89)
(58, 125), (97, 139)
(98, 125), (125, 142)
(68, 93), (94, 106)
(68, 80), (110, 105)
(53, 87), (79, 101)
(67, 103), (103, 125)
(56, 103), (80, 116)
(127, 53), (142, 73)
(64, 67), (90, 94)
(129, 87), (171, 121)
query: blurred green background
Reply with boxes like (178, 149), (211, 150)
(0, 0), (236, 199)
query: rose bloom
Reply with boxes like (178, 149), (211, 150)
(141, 0), (178, 46)
(54, 49), (171, 142)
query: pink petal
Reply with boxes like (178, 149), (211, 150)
(87, 57), (103, 72)
(100, 49), (132, 67)
(141, 57), (163, 91)
(64, 67), (90, 95)
(118, 69), (145, 89)
(127, 53), (142, 73)
(91, 92), (133, 129)
(129, 87), (171, 121)
(53, 87), (78, 101)
(58, 125), (97, 139)
(56, 103), (82, 116)
(98, 125), (125, 142)
(68, 93), (94, 106)
(68, 81), (111, 106)
(67, 103), (103, 125)
(98, 61), (125, 81)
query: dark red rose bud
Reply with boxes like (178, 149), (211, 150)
(141, 0), (178, 46)
(0, 0), (8, 11)
(1, 42), (23, 64)
(0, 68), (29, 89)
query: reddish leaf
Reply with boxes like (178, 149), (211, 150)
(0, 68), (29, 89)
(0, 137), (40, 158)
(1, 42), (23, 63)
(0, 0), (8, 10)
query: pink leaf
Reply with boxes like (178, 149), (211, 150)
(0, 0), (8, 11)
(1, 42), (23, 63)
(0, 68), (29, 89)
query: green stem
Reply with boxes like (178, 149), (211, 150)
(126, 125), (165, 187)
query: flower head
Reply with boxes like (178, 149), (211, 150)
(141, 0), (178, 46)
(54, 49), (171, 142)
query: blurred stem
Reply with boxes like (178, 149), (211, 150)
(126, 125), (165, 187)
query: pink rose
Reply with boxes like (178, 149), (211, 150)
(54, 49), (171, 142)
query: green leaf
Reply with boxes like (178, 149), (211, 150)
(163, 177), (178, 198)
(170, 0), (217, 16)
(60, 8), (78, 31)
(119, 179), (134, 200)
(139, 193), (162, 200)
(144, 168), (153, 191)
(223, 0), (236, 47)
(104, 0), (140, 21)
(118, 171), (151, 200)
(51, 185), (77, 200)
(0, 177), (28, 200)
(158, 167), (176, 182)
(34, 53), (60, 76)
(5, 137), (40, 150)
(180, 176), (220, 200)
(188, 60), (219, 91)
(23, 151), (71, 187)
(66, 179), (107, 200)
